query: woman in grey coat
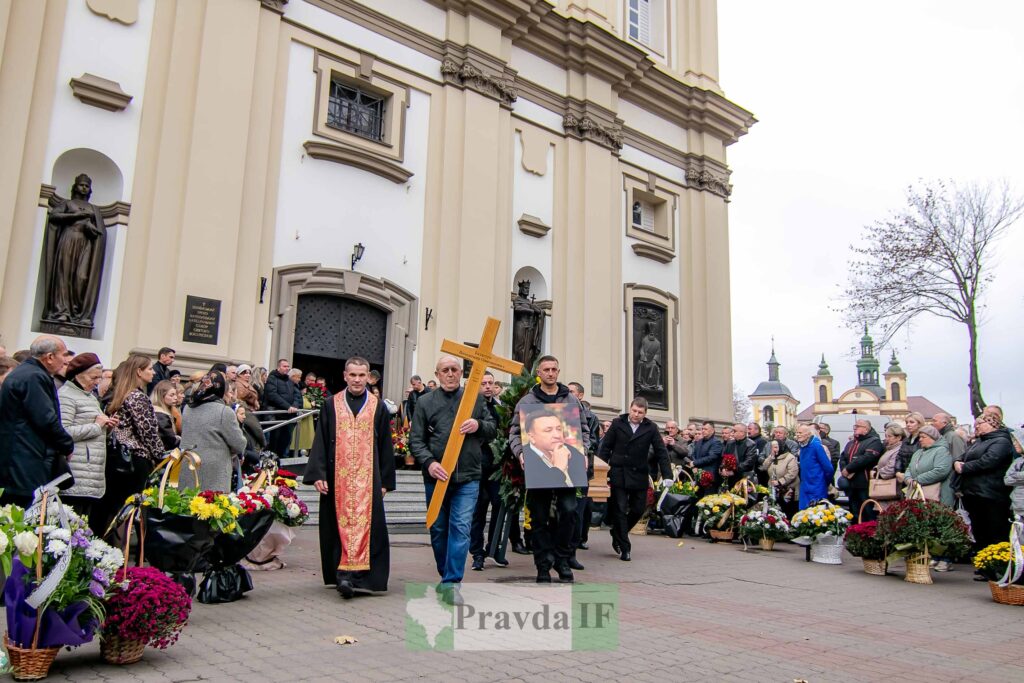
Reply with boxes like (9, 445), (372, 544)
(180, 371), (247, 493)
(58, 352), (116, 519)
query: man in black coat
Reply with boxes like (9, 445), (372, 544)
(839, 419), (883, 520)
(690, 421), (723, 486)
(724, 423), (759, 480)
(569, 382), (599, 554)
(147, 347), (175, 393)
(597, 397), (672, 562)
(264, 358), (303, 458)
(0, 335), (75, 506)
(470, 372), (507, 571)
(819, 422), (842, 471)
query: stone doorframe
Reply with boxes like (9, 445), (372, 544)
(269, 264), (418, 402)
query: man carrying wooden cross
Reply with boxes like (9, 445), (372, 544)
(410, 355), (496, 597)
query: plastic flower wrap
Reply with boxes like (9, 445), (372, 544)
(790, 503), (853, 539)
(738, 506), (792, 541)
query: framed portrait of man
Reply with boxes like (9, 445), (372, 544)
(519, 403), (588, 489)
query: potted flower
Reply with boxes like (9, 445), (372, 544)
(696, 493), (747, 541)
(845, 521), (887, 575)
(4, 494), (123, 680)
(973, 542), (1024, 605)
(393, 423), (414, 468)
(790, 502), (853, 564)
(876, 499), (972, 585)
(738, 505), (791, 550)
(101, 566), (191, 664)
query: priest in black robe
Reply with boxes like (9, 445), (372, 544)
(304, 357), (396, 598)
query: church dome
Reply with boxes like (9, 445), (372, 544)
(751, 380), (794, 398)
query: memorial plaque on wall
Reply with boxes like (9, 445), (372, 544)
(632, 302), (668, 410)
(183, 295), (221, 345)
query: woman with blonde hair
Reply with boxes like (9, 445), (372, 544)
(897, 412), (925, 473)
(150, 380), (181, 450)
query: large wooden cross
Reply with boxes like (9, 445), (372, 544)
(426, 317), (523, 529)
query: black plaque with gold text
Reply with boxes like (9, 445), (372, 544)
(183, 295), (221, 345)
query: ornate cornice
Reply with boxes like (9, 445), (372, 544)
(685, 167), (731, 199)
(440, 47), (518, 107)
(303, 141), (413, 184)
(69, 73), (133, 112)
(259, 0), (288, 13)
(561, 98), (624, 152)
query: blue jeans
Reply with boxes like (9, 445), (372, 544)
(424, 479), (479, 584)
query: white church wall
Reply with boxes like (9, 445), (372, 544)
(510, 46), (567, 96)
(620, 144), (686, 185)
(288, 0), (441, 81)
(272, 42), (429, 298)
(618, 100), (689, 153)
(15, 0), (156, 359)
(511, 99), (564, 135)
(346, 0), (447, 40)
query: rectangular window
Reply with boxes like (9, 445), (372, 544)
(327, 80), (386, 142)
(628, 0), (651, 46)
(632, 200), (655, 232)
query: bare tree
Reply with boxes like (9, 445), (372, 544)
(841, 180), (1023, 417)
(733, 385), (752, 424)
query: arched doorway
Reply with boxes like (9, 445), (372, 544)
(292, 294), (388, 393)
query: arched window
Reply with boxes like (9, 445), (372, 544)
(818, 385), (827, 403)
(762, 406), (775, 424)
(890, 382), (901, 401)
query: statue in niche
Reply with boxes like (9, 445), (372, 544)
(633, 303), (667, 408)
(40, 174), (108, 338)
(511, 279), (545, 372)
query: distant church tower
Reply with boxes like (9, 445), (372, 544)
(748, 343), (800, 430)
(856, 324), (883, 397)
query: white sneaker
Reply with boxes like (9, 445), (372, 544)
(934, 561), (954, 572)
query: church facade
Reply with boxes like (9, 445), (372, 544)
(0, 0), (753, 422)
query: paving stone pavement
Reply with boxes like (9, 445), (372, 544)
(16, 527), (1024, 683)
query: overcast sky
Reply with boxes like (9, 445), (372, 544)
(718, 0), (1024, 425)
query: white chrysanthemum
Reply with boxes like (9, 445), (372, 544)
(13, 531), (38, 556)
(45, 539), (68, 557)
(86, 539), (110, 561)
(0, 531), (8, 554)
(266, 485), (279, 496)
(99, 547), (125, 571)
(49, 528), (71, 542)
(286, 502), (300, 518)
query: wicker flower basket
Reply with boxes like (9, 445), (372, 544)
(629, 515), (650, 535)
(989, 581), (1024, 606)
(862, 558), (887, 576)
(709, 529), (735, 541)
(100, 635), (146, 665)
(904, 551), (933, 584)
(4, 633), (60, 681)
(810, 535), (844, 564)
(758, 538), (776, 551)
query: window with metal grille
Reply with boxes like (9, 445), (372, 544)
(628, 0), (651, 46)
(327, 80), (385, 141)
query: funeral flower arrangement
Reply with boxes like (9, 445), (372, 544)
(392, 424), (410, 456)
(656, 479), (700, 497)
(102, 566), (191, 650)
(692, 468), (715, 489)
(876, 499), (972, 560)
(790, 503), (853, 539)
(844, 521), (885, 560)
(738, 506), (792, 541)
(136, 487), (241, 534)
(0, 501), (36, 576)
(696, 493), (747, 529)
(228, 489), (273, 516)
(267, 484), (309, 527)
(973, 542), (1023, 584)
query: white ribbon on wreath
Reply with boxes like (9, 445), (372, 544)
(997, 519), (1024, 589)
(23, 474), (74, 610)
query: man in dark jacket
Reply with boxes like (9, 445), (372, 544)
(264, 358), (303, 458)
(410, 355), (496, 595)
(840, 419), (883, 520)
(598, 397), (672, 561)
(954, 414), (1014, 551)
(147, 347), (175, 393)
(724, 423), (759, 480)
(818, 422), (842, 471)
(569, 382), (599, 553)
(469, 372), (506, 570)
(691, 421), (723, 485)
(0, 335), (75, 506)
(509, 356), (590, 583)
(404, 375), (429, 422)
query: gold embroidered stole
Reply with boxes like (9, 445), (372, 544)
(333, 390), (378, 571)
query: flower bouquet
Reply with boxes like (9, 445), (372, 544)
(4, 484), (123, 680)
(845, 521), (886, 575)
(738, 505), (791, 550)
(692, 468), (714, 490)
(974, 541), (1024, 605)
(100, 566), (191, 664)
(197, 488), (273, 605)
(243, 471), (306, 572)
(393, 423), (414, 467)
(790, 503), (853, 564)
(696, 493), (747, 541)
(304, 380), (328, 410)
(876, 499), (972, 584)
(654, 478), (701, 538)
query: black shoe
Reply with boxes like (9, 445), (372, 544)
(568, 558), (584, 571)
(612, 537), (621, 555)
(337, 580), (354, 599)
(554, 563), (574, 583)
(512, 542), (530, 555)
(619, 551), (631, 562)
(536, 570), (552, 583)
(491, 556), (509, 567)
(578, 542), (589, 550)
(471, 557), (484, 571)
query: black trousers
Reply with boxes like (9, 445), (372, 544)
(963, 494), (1011, 553)
(526, 487), (577, 571)
(573, 490), (592, 547)
(609, 486), (647, 554)
(268, 423), (295, 459)
(470, 476), (501, 560)
(0, 492), (33, 508)
(846, 488), (875, 523)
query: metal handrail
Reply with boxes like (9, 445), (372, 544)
(256, 409), (317, 435)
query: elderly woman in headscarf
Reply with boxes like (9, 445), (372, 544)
(180, 371), (247, 492)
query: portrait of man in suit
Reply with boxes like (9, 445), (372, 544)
(521, 405), (588, 489)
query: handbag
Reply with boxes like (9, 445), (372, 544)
(868, 468), (898, 500)
(51, 452), (75, 490)
(107, 431), (136, 475)
(954, 497), (975, 543)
